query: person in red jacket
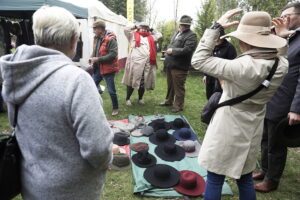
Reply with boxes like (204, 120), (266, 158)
(89, 20), (119, 116)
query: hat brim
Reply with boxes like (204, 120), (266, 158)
(276, 117), (300, 148)
(175, 141), (201, 157)
(179, 23), (192, 25)
(168, 120), (190, 130)
(131, 152), (157, 168)
(221, 31), (287, 49)
(154, 144), (185, 162)
(110, 161), (131, 170)
(144, 164), (180, 188)
(172, 128), (197, 141)
(131, 129), (143, 137)
(149, 132), (176, 145)
(173, 170), (206, 196)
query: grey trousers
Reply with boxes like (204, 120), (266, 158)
(260, 119), (287, 184)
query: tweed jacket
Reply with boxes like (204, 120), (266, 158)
(191, 29), (288, 179)
(164, 28), (197, 71)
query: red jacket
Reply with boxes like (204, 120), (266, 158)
(96, 33), (119, 75)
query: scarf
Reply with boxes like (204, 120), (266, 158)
(134, 31), (156, 65)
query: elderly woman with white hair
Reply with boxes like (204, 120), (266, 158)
(0, 6), (113, 200)
(192, 9), (288, 200)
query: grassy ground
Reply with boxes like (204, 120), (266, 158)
(1, 57), (299, 200)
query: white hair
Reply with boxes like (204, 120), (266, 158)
(32, 6), (79, 48)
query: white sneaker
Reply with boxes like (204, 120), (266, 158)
(138, 99), (145, 105)
(126, 100), (132, 106)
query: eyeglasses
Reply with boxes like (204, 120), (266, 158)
(280, 13), (300, 19)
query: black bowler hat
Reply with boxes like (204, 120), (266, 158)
(149, 129), (176, 145)
(144, 164), (180, 188)
(168, 118), (190, 130)
(148, 119), (170, 131)
(276, 117), (300, 147)
(154, 143), (185, 162)
(131, 150), (157, 168)
(113, 132), (130, 146)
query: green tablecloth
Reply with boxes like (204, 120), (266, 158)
(129, 115), (233, 197)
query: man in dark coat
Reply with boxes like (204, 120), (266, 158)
(160, 15), (197, 112)
(254, 2), (300, 192)
(204, 30), (237, 99)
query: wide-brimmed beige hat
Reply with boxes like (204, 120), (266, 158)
(222, 11), (286, 49)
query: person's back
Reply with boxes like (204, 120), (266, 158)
(0, 6), (113, 200)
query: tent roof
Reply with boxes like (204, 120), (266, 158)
(0, 0), (88, 19)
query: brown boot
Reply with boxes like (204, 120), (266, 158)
(254, 181), (278, 192)
(252, 172), (265, 180)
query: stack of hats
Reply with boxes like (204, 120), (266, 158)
(113, 132), (130, 146)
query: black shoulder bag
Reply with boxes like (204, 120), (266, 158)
(201, 58), (279, 124)
(0, 105), (21, 199)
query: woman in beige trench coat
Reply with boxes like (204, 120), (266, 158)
(191, 9), (288, 200)
(122, 22), (162, 106)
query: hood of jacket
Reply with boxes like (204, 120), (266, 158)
(0, 44), (73, 105)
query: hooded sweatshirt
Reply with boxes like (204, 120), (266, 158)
(0, 45), (113, 200)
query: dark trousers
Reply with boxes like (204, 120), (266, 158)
(165, 68), (188, 110)
(0, 84), (3, 113)
(261, 119), (287, 184)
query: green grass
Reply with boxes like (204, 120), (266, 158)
(1, 57), (299, 200)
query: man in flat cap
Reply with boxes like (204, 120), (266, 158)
(89, 20), (119, 116)
(160, 15), (197, 113)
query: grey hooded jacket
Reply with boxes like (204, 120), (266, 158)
(0, 45), (113, 200)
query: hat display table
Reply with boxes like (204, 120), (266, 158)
(129, 115), (233, 198)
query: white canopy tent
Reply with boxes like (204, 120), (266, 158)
(61, 0), (131, 68)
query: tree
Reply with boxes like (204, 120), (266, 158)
(100, 0), (147, 22)
(156, 20), (177, 51)
(194, 0), (216, 39)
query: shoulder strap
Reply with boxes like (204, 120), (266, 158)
(216, 57), (279, 109)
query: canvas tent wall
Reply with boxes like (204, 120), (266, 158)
(62, 0), (131, 68)
(0, 0), (88, 19)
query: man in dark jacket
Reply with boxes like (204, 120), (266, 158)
(204, 30), (237, 99)
(254, 2), (300, 192)
(160, 15), (197, 112)
(89, 20), (119, 116)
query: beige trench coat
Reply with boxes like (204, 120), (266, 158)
(122, 25), (162, 90)
(191, 29), (288, 179)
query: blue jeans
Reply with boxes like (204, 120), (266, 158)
(205, 171), (256, 200)
(92, 66), (103, 86)
(103, 73), (118, 110)
(92, 67), (118, 109)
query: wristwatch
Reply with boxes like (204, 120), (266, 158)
(210, 22), (223, 30)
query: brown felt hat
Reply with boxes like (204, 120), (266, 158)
(130, 142), (149, 152)
(222, 11), (286, 48)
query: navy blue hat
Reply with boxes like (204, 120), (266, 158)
(172, 128), (197, 141)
